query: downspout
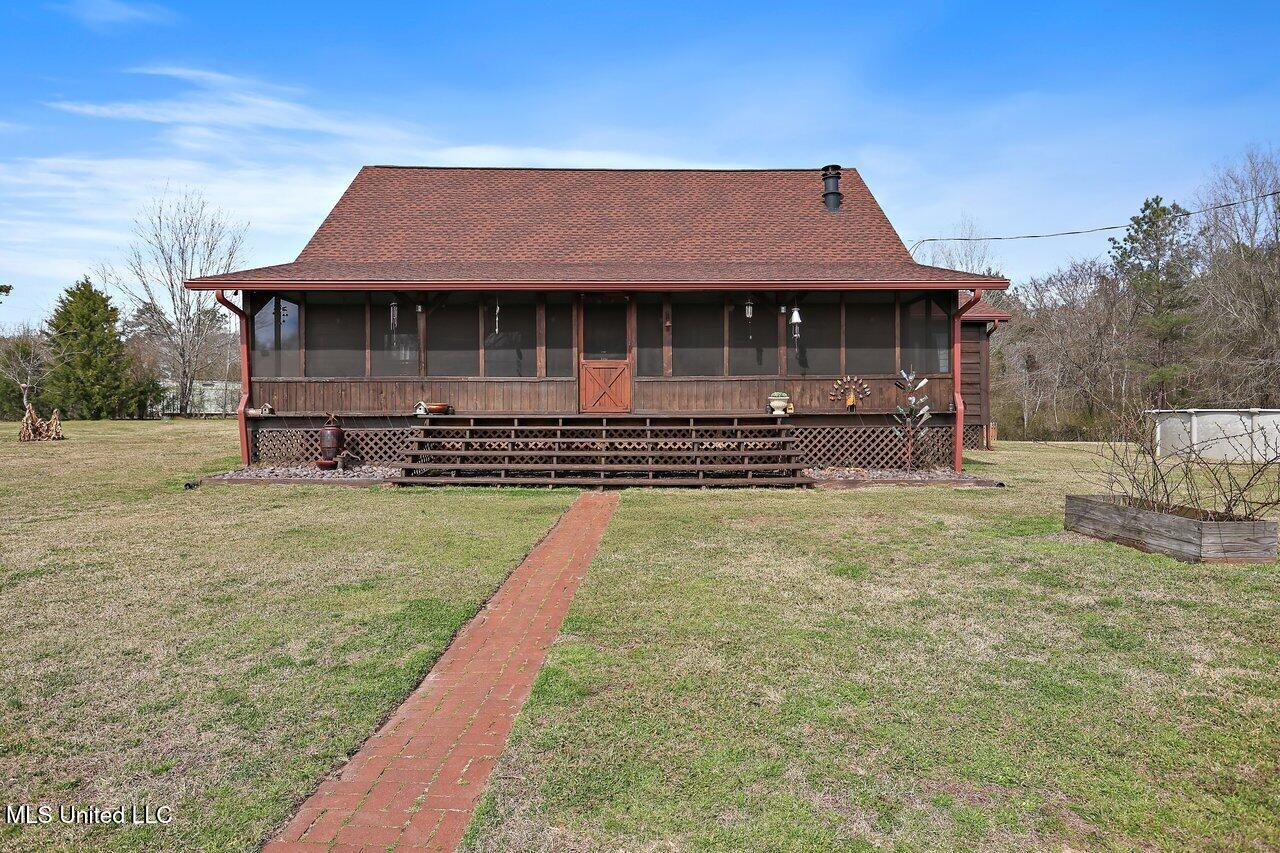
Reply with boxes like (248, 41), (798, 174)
(952, 289), (984, 472)
(214, 289), (251, 466)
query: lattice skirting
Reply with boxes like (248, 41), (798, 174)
(791, 425), (955, 469)
(253, 428), (412, 464)
(253, 424), (956, 469)
(963, 423), (987, 450)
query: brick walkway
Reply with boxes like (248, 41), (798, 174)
(266, 492), (619, 852)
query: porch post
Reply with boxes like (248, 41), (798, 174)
(952, 289), (983, 472)
(215, 289), (252, 466)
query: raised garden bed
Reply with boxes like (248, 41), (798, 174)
(1065, 494), (1277, 564)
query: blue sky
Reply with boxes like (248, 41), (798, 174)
(2, 0), (1278, 322)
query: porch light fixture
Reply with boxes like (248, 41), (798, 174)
(744, 297), (754, 319)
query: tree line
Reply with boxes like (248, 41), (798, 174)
(931, 147), (1279, 439)
(0, 189), (244, 421)
(5, 154), (1277, 431)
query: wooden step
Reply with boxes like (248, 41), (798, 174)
(392, 475), (814, 488)
(402, 448), (802, 459)
(398, 462), (807, 473)
(415, 413), (788, 422)
(414, 423), (794, 433)
(409, 436), (796, 446)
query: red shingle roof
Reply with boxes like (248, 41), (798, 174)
(189, 166), (1009, 288)
(964, 298), (1013, 322)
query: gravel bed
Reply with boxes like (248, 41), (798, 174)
(207, 464), (400, 481)
(804, 466), (983, 482)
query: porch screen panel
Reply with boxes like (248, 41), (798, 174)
(484, 295), (537, 377)
(900, 292), (951, 374)
(370, 293), (419, 376)
(582, 298), (628, 360)
(426, 294), (480, 376)
(787, 293), (840, 375)
(304, 293), (366, 377)
(671, 294), (724, 376)
(250, 294), (300, 377)
(545, 296), (573, 377)
(636, 295), (663, 376)
(844, 293), (896, 375)
(728, 294), (778, 375)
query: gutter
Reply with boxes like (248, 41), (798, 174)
(952, 289), (984, 472)
(184, 278), (1011, 293)
(214, 289), (251, 466)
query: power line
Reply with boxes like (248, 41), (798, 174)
(907, 187), (1280, 256)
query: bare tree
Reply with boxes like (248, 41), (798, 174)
(919, 215), (1003, 276)
(1193, 147), (1280, 406)
(0, 324), (55, 409)
(100, 188), (246, 415)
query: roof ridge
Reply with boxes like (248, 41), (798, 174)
(362, 165), (859, 173)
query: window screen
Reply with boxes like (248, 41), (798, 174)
(636, 295), (664, 376)
(426, 294), (480, 376)
(483, 295), (537, 377)
(845, 293), (896, 375)
(545, 296), (574, 377)
(370, 293), (419, 376)
(671, 295), (724, 376)
(582, 298), (628, 360)
(900, 292), (951, 374)
(787, 293), (840, 375)
(728, 294), (777, 376)
(250, 294), (300, 377)
(305, 293), (366, 377)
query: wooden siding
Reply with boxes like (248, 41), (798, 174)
(250, 375), (952, 416)
(960, 322), (988, 423)
(251, 378), (577, 414)
(633, 376), (952, 415)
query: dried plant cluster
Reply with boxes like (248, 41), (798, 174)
(18, 403), (64, 442)
(1087, 407), (1280, 521)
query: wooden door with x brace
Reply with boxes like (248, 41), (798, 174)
(578, 296), (632, 413)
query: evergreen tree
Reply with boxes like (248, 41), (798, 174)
(1108, 196), (1197, 408)
(43, 278), (132, 419)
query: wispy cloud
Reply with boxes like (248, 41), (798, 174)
(1, 66), (722, 321)
(51, 0), (176, 29)
(49, 65), (410, 142)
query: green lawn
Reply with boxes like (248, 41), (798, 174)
(469, 442), (1280, 851)
(3, 425), (1277, 850)
(0, 420), (574, 851)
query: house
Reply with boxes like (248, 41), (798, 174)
(186, 165), (1008, 485)
(961, 298), (1012, 451)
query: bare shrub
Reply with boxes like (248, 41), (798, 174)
(1084, 404), (1280, 520)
